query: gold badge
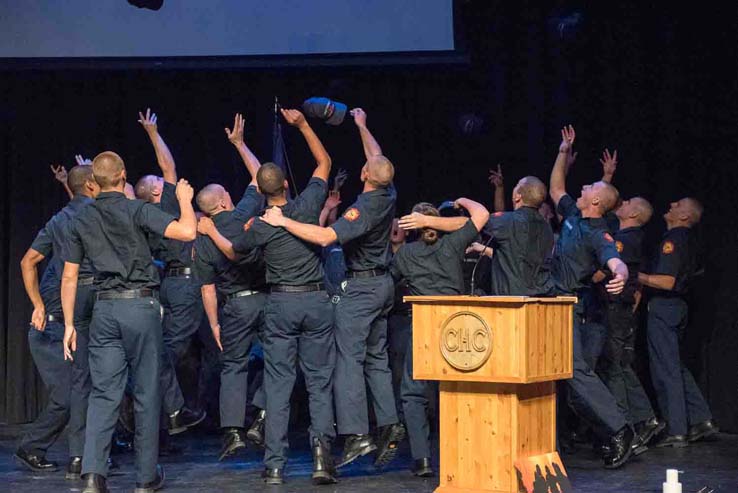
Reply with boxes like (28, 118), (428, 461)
(615, 240), (624, 253)
(439, 311), (493, 372)
(243, 217), (255, 232)
(662, 240), (675, 254)
(344, 207), (361, 222)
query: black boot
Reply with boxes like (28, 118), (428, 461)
(687, 419), (719, 443)
(374, 423), (406, 468)
(412, 458), (434, 477)
(337, 434), (377, 468)
(66, 456), (82, 480)
(168, 406), (206, 435)
(81, 473), (109, 493)
(219, 427), (247, 461)
(134, 464), (165, 493)
(312, 437), (338, 485)
(263, 467), (284, 485)
(631, 417), (666, 455)
(14, 448), (58, 472)
(246, 409), (266, 448)
(603, 426), (634, 469)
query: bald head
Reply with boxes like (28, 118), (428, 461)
(593, 181), (620, 213)
(134, 175), (164, 202)
(683, 197), (704, 225)
(196, 184), (228, 216)
(67, 165), (96, 195)
(631, 197), (654, 225)
(92, 151), (125, 189)
(363, 155), (394, 189)
(257, 163), (286, 198)
(515, 176), (547, 208)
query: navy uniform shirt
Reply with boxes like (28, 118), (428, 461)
(192, 185), (266, 295)
(550, 194), (620, 294)
(331, 184), (396, 272)
(149, 182), (192, 268)
(484, 206), (554, 296)
(606, 226), (645, 303)
(231, 178), (326, 286)
(65, 191), (176, 291)
(648, 227), (694, 297)
(390, 220), (478, 296)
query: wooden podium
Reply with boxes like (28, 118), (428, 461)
(405, 296), (576, 493)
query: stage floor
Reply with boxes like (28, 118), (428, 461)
(1, 426), (736, 492)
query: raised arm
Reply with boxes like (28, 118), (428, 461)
(455, 197), (490, 232)
(138, 108), (177, 184)
(600, 149), (618, 184)
(225, 113), (261, 185)
(162, 179), (197, 241)
(281, 108), (332, 182)
(488, 164), (505, 212)
(550, 125), (576, 207)
(51, 164), (73, 200)
(61, 261), (80, 361)
(197, 216), (237, 261)
(261, 206), (338, 248)
(20, 248), (47, 331)
(319, 190), (342, 227)
(397, 213), (468, 233)
(350, 108), (383, 159)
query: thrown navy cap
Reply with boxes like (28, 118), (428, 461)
(302, 97), (347, 126)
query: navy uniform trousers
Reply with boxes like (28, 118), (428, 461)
(647, 297), (711, 436)
(601, 302), (654, 425)
(82, 296), (162, 484)
(333, 274), (398, 435)
(567, 298), (627, 437)
(263, 290), (336, 469)
(388, 313), (412, 419)
(218, 293), (267, 428)
(19, 284), (94, 459)
(159, 273), (203, 415)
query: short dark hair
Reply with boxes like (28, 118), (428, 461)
(67, 165), (95, 195)
(411, 202), (440, 245)
(256, 163), (286, 197)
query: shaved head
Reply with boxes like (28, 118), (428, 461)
(683, 197), (704, 225)
(196, 184), (227, 216)
(92, 151), (125, 189)
(67, 165), (95, 195)
(515, 176), (547, 208)
(364, 155), (394, 188)
(134, 174), (163, 203)
(631, 197), (654, 225)
(257, 162), (286, 197)
(593, 181), (620, 213)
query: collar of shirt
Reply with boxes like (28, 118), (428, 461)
(70, 194), (94, 209)
(96, 191), (126, 200)
(581, 216), (608, 229)
(618, 226), (642, 234)
(212, 209), (232, 227)
(664, 226), (690, 237)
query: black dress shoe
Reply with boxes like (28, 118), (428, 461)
(631, 417), (665, 455)
(337, 434), (377, 468)
(311, 437), (338, 485)
(374, 423), (406, 468)
(246, 409), (266, 448)
(66, 456), (83, 480)
(603, 426), (634, 469)
(653, 433), (689, 448)
(81, 473), (109, 493)
(168, 406), (206, 435)
(14, 448), (58, 472)
(134, 464), (165, 493)
(687, 419), (719, 442)
(412, 458), (434, 477)
(219, 427), (247, 461)
(263, 467), (284, 485)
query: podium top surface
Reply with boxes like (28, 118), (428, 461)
(404, 295), (577, 304)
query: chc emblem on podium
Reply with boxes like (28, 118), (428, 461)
(439, 311), (492, 371)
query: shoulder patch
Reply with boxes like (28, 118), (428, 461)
(493, 211), (504, 217)
(343, 207), (361, 222)
(603, 232), (614, 243)
(662, 240), (675, 254)
(615, 240), (624, 253)
(243, 217), (256, 232)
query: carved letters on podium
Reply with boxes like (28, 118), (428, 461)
(439, 311), (492, 371)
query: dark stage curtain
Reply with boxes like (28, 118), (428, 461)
(1, 2), (736, 429)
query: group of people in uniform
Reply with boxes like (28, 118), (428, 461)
(16, 106), (717, 493)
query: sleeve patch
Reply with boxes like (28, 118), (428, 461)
(662, 240), (675, 254)
(603, 232), (614, 243)
(615, 240), (624, 253)
(343, 207), (361, 222)
(243, 217), (255, 232)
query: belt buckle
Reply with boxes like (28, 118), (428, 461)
(331, 295), (340, 304)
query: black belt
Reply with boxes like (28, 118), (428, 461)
(47, 314), (62, 322)
(270, 283), (325, 293)
(96, 289), (156, 301)
(227, 289), (261, 300)
(165, 267), (192, 277)
(346, 269), (387, 279)
(78, 276), (94, 286)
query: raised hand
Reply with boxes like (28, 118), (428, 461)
(225, 113), (245, 146)
(50, 164), (68, 184)
(74, 155), (92, 166)
(559, 125), (576, 154)
(261, 206), (287, 227)
(350, 108), (367, 128)
(280, 108), (307, 128)
(333, 168), (348, 191)
(324, 190), (342, 211)
(390, 218), (406, 245)
(197, 216), (215, 236)
(175, 178), (194, 203)
(600, 148), (618, 179)
(398, 212), (428, 231)
(137, 108), (158, 134)
(488, 164), (504, 188)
